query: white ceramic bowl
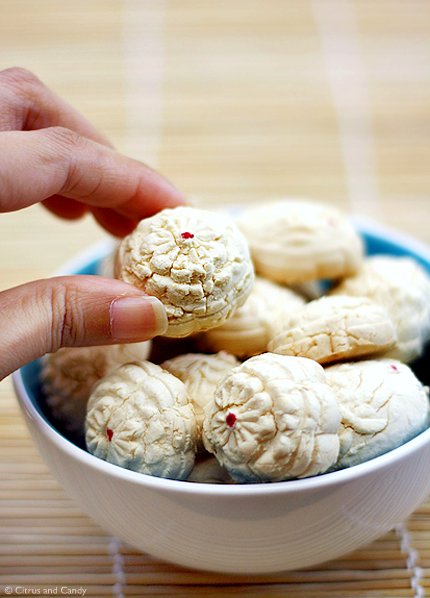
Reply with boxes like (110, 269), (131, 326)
(13, 219), (430, 574)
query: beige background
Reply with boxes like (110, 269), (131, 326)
(0, 1), (430, 595)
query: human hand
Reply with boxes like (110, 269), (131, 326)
(0, 67), (185, 379)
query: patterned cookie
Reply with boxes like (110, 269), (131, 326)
(85, 361), (197, 480)
(326, 359), (430, 469)
(331, 255), (430, 362)
(187, 456), (234, 484)
(202, 353), (340, 483)
(41, 341), (151, 434)
(268, 295), (396, 364)
(161, 352), (239, 443)
(115, 206), (254, 337)
(237, 199), (363, 284)
(196, 277), (305, 357)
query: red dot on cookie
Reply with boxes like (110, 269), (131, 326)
(226, 412), (237, 428)
(107, 428), (114, 442)
(390, 364), (399, 373)
(181, 231), (194, 239)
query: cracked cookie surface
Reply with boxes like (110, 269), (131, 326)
(85, 361), (197, 480)
(202, 353), (340, 483)
(326, 359), (430, 469)
(161, 351), (239, 443)
(41, 342), (151, 434)
(115, 207), (254, 337)
(197, 277), (305, 357)
(237, 199), (363, 284)
(268, 295), (396, 364)
(331, 256), (430, 362)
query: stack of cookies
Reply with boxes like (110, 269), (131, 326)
(41, 201), (430, 483)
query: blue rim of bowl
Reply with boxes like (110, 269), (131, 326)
(12, 219), (430, 497)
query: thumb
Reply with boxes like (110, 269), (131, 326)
(0, 275), (167, 380)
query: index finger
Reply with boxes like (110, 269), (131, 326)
(0, 128), (185, 219)
(0, 67), (112, 147)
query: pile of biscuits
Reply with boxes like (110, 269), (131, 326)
(41, 201), (430, 484)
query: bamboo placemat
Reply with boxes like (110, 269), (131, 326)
(1, 1), (430, 596)
(1, 368), (430, 597)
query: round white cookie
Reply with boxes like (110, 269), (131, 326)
(202, 353), (340, 483)
(331, 256), (430, 362)
(187, 456), (234, 484)
(196, 277), (305, 357)
(237, 199), (363, 284)
(325, 359), (430, 470)
(85, 361), (197, 480)
(41, 342), (151, 434)
(268, 295), (396, 364)
(161, 352), (239, 441)
(115, 206), (254, 338)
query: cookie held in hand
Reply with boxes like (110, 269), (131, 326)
(115, 207), (254, 337)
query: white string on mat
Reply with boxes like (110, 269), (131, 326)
(109, 536), (126, 598)
(313, 5), (424, 592)
(122, 0), (166, 167)
(396, 522), (424, 598)
(114, 5), (167, 594)
(311, 0), (382, 221)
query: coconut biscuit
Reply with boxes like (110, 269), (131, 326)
(237, 199), (363, 284)
(161, 351), (239, 443)
(115, 206), (254, 337)
(202, 353), (340, 483)
(326, 359), (430, 469)
(197, 277), (305, 357)
(85, 361), (198, 480)
(41, 341), (151, 434)
(331, 255), (430, 362)
(268, 295), (396, 364)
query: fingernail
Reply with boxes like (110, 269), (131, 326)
(110, 295), (168, 340)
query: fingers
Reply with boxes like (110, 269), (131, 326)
(0, 128), (185, 217)
(91, 207), (139, 237)
(0, 67), (112, 146)
(42, 196), (89, 220)
(0, 67), (186, 230)
(45, 202), (138, 237)
(0, 275), (168, 381)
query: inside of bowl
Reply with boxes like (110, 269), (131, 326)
(19, 228), (430, 457)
